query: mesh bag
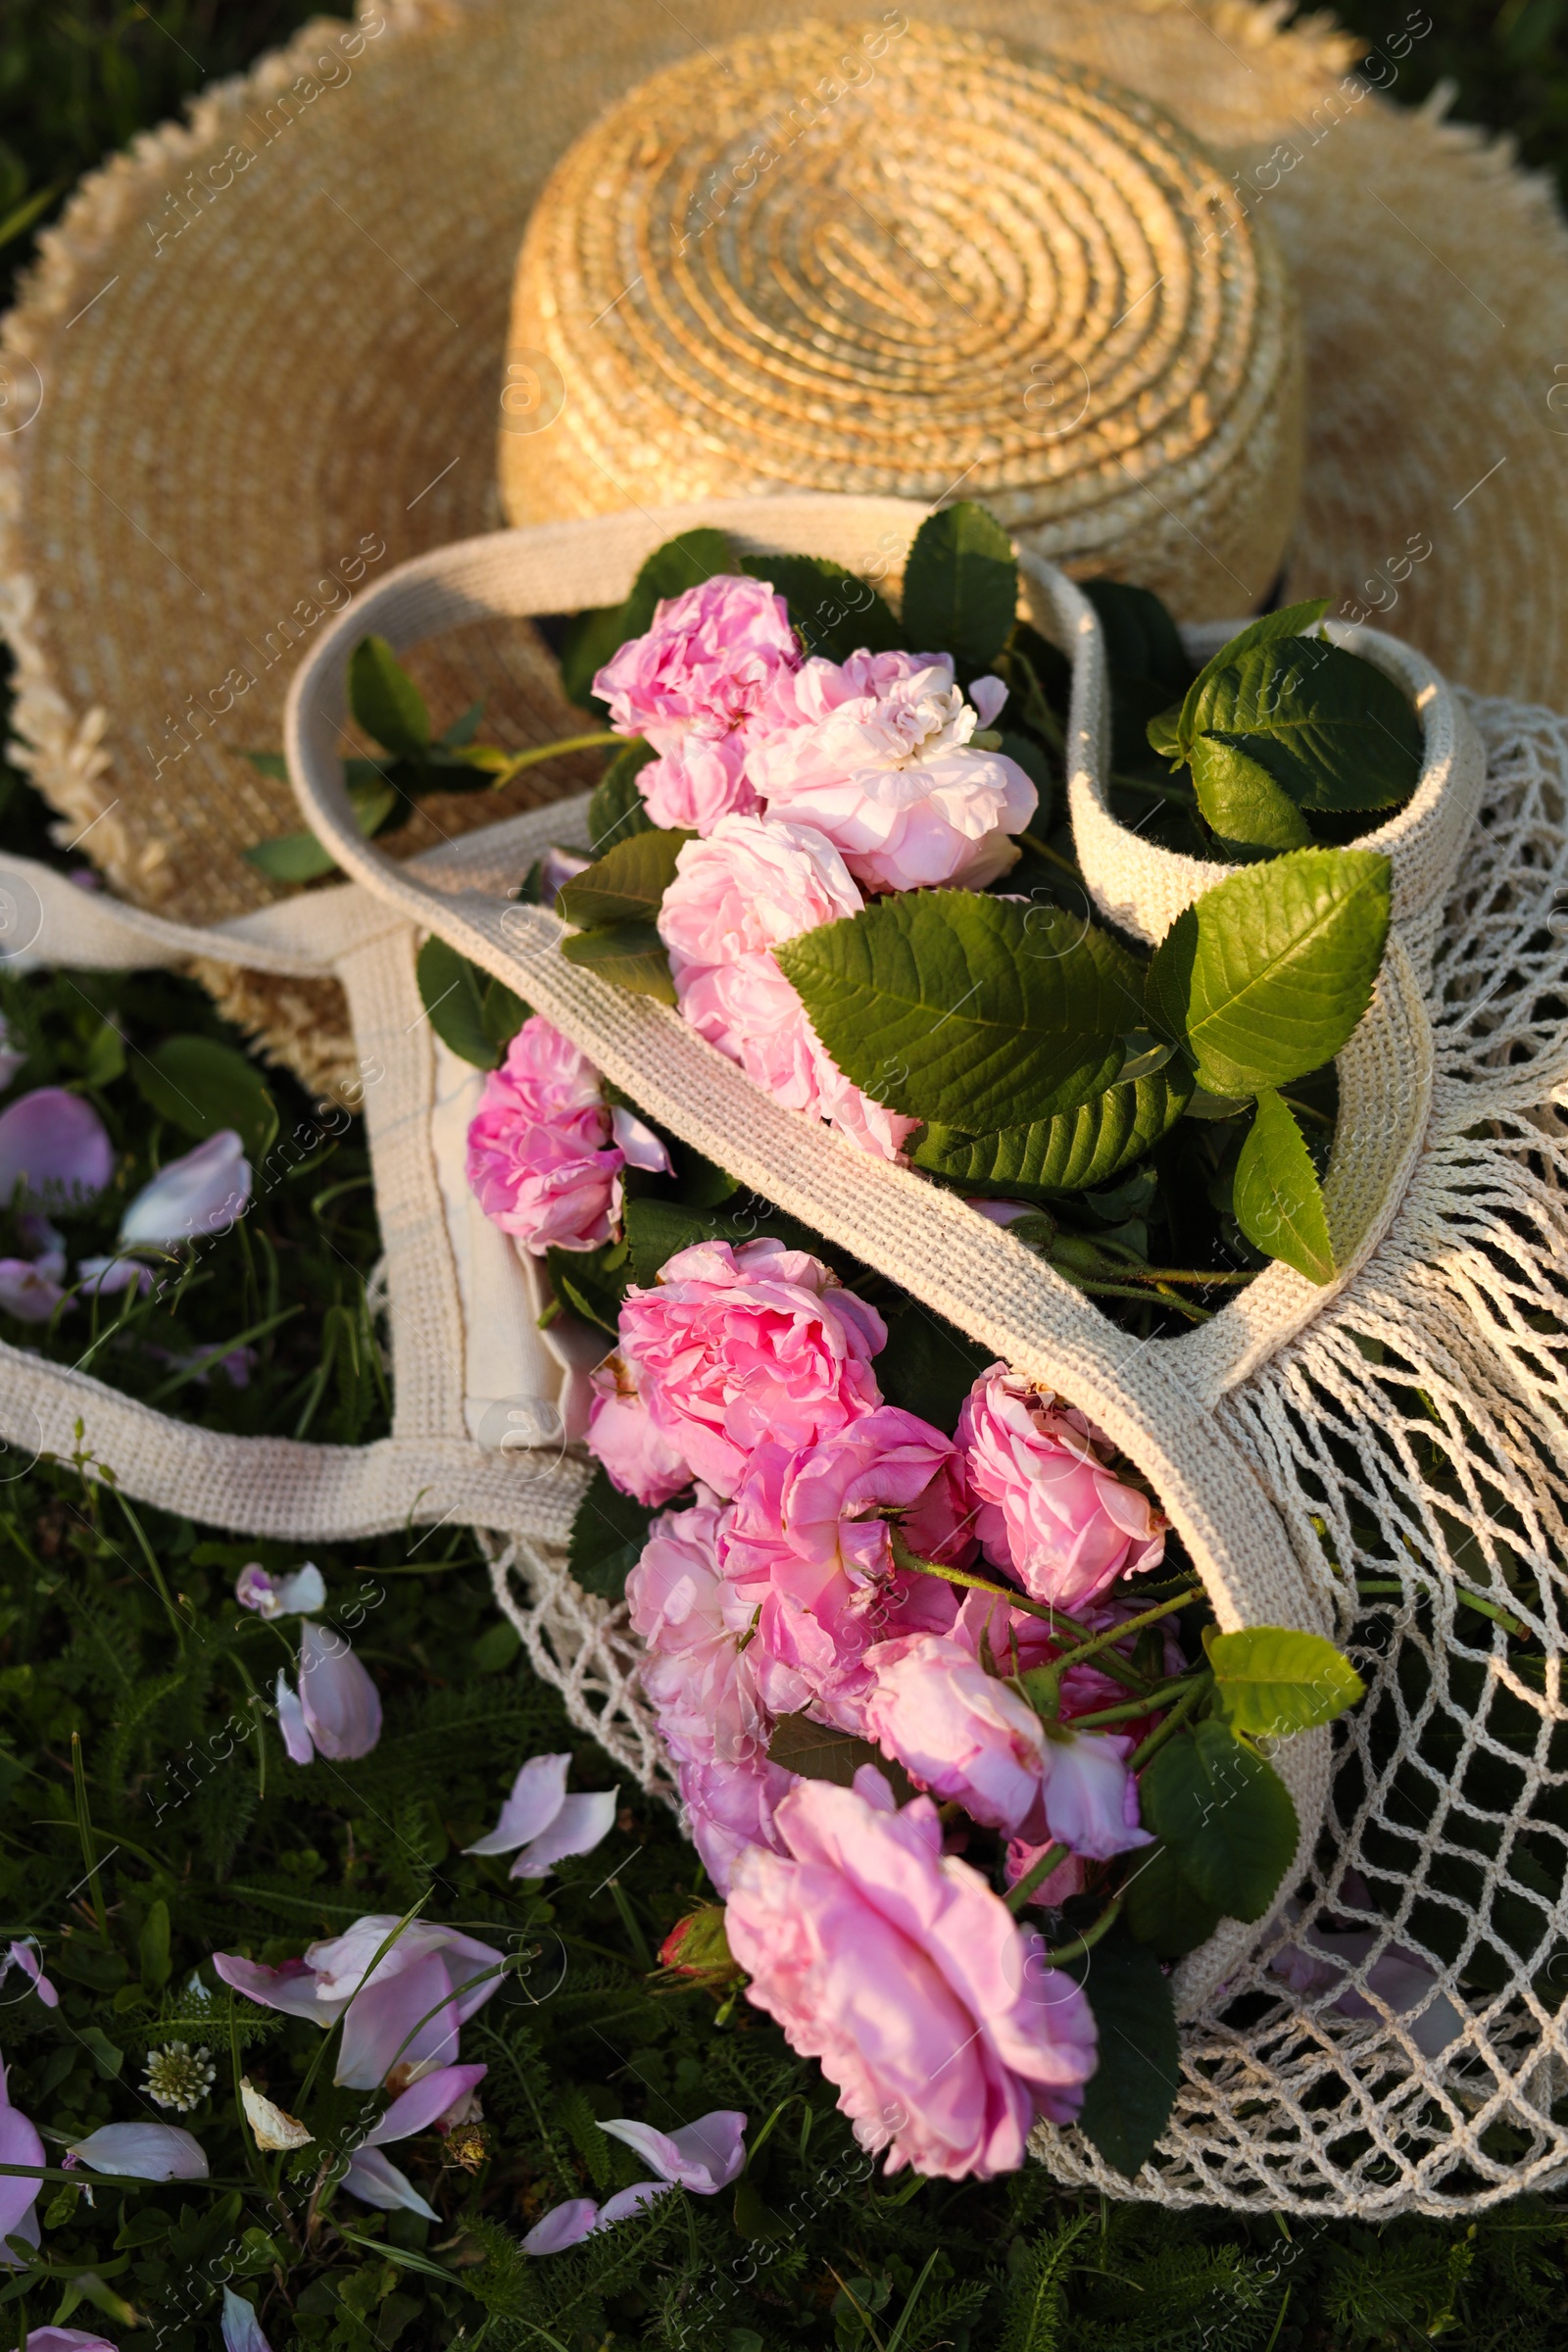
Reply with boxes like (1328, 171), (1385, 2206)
(3, 494), (1564, 2211)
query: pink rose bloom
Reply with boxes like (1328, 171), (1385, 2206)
(719, 1407), (971, 1732)
(587, 1352), (694, 1506)
(726, 1770), (1098, 2178)
(615, 1237), (885, 1499)
(956, 1366), (1167, 1611)
(679, 1753), (795, 1894)
(750, 650), (1036, 893)
(659, 813), (861, 969)
(1035, 1725), (1152, 1860)
(593, 575), (800, 834)
(862, 1631), (1046, 1836)
(659, 813), (916, 1161)
(466, 1015), (668, 1256)
(626, 1495), (768, 1770)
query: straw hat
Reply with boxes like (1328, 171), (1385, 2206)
(3, 0), (1566, 1089)
(503, 24), (1305, 613)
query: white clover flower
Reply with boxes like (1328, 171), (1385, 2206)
(142, 2039), (217, 2113)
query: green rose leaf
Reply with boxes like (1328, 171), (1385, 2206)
(132, 1036), (279, 1159)
(622, 1196), (826, 1288)
(567, 1462), (670, 1603)
(1186, 638), (1422, 851)
(910, 1064), (1193, 1198)
(558, 922), (677, 1003)
(1205, 1626), (1366, 1740)
(1138, 1719), (1299, 1924)
(557, 827), (691, 928)
(874, 1298), (992, 1435)
(547, 1240), (629, 1338)
(900, 502), (1018, 673)
(348, 634), (430, 759)
(243, 770), (399, 880)
(587, 741), (657, 854)
(558, 603), (634, 712)
(1060, 1924), (1181, 2179)
(767, 1713), (915, 1804)
(416, 935), (501, 1069)
(1082, 578), (1193, 782)
(741, 551), (903, 662)
(1232, 1088), (1335, 1283)
(1173, 598), (1330, 760)
(1187, 734), (1315, 855)
(1121, 1839), (1223, 1959)
(776, 891), (1139, 1135)
(1143, 847), (1390, 1096)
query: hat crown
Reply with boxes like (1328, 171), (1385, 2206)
(503, 21), (1302, 615)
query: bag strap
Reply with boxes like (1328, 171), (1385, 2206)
(0, 805), (597, 1545)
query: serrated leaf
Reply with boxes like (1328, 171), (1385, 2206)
(911, 1064), (1192, 1198)
(1061, 1925), (1181, 2179)
(348, 634), (429, 757)
(1205, 1626), (1365, 1739)
(1188, 736), (1315, 854)
(559, 922), (677, 1003)
(1174, 598), (1330, 759)
(1144, 848), (1390, 1097)
(1083, 578), (1193, 781)
(900, 502), (1017, 673)
(1121, 1839), (1222, 1958)
(740, 552), (902, 661)
(1187, 638), (1421, 849)
(481, 973), (527, 1053)
(1138, 1720), (1298, 1923)
(622, 1196), (825, 1289)
(1233, 1089), (1335, 1282)
(767, 1714), (914, 1803)
(558, 827), (690, 928)
(133, 1037), (279, 1158)
(588, 742), (657, 854)
(546, 1241), (629, 1337)
(567, 1464), (667, 1602)
(416, 935), (499, 1069)
(558, 605), (631, 711)
(776, 892), (1138, 1134)
(875, 1299), (992, 1435)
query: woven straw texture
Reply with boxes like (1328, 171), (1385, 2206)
(6, 0), (1568, 1091)
(504, 22), (1304, 617)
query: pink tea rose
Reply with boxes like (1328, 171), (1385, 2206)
(466, 1016), (667, 1256)
(615, 1237), (885, 1499)
(594, 575), (800, 833)
(678, 1753), (795, 1894)
(956, 1366), (1166, 1610)
(658, 813), (861, 970)
(720, 1407), (970, 1731)
(751, 649), (1036, 893)
(675, 952), (915, 1162)
(726, 1771), (1097, 2179)
(626, 1495), (768, 1769)
(659, 814), (916, 1160)
(588, 1351), (695, 1506)
(862, 1631), (1046, 1836)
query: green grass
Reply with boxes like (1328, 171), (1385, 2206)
(0, 5), (1565, 2345)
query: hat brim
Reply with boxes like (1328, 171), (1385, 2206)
(2, 0), (1562, 1084)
